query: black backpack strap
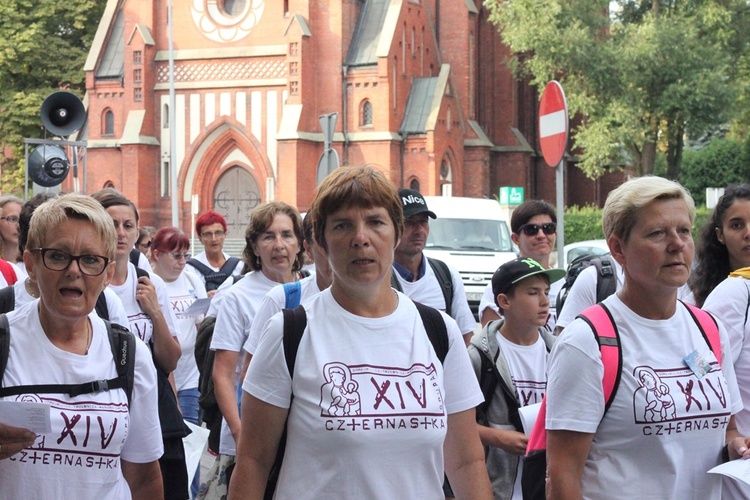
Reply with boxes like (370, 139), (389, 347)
(476, 347), (523, 432)
(95, 291), (109, 321)
(282, 305), (308, 377)
(186, 258), (213, 276)
(106, 321), (136, 405)
(593, 256), (617, 303)
(390, 269), (403, 293)
(427, 258), (453, 317)
(218, 257), (241, 276)
(414, 301), (449, 365)
(135, 266), (149, 280)
(0, 286), (14, 315)
(129, 248), (141, 268)
(0, 314), (9, 385)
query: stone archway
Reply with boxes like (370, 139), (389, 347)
(212, 166), (262, 238)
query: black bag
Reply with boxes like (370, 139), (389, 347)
(555, 253), (616, 315)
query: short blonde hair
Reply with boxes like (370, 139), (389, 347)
(602, 176), (695, 242)
(27, 193), (117, 259)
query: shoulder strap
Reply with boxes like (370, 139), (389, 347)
(414, 301), (449, 365)
(0, 314), (9, 386)
(135, 266), (149, 280)
(129, 248), (141, 269)
(186, 258), (213, 277)
(0, 260), (16, 286)
(106, 321), (136, 405)
(282, 305), (307, 378)
(578, 303), (621, 413)
(0, 286), (15, 314)
(427, 258), (453, 317)
(218, 257), (241, 276)
(390, 270), (403, 292)
(95, 291), (109, 321)
(283, 281), (303, 309)
(593, 256), (617, 303)
(476, 348), (524, 432)
(681, 301), (722, 365)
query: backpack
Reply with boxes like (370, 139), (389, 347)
(186, 257), (242, 292)
(475, 328), (556, 432)
(555, 253), (616, 316)
(262, 301), (449, 499)
(521, 300), (721, 500)
(0, 314), (136, 404)
(195, 277), (304, 453)
(391, 257), (454, 316)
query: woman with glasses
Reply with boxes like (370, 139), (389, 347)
(187, 211), (244, 297)
(151, 226), (207, 498)
(0, 194), (22, 264)
(478, 200), (564, 330)
(92, 188), (188, 500)
(0, 193), (163, 498)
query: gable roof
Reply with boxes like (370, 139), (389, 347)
(94, 7), (124, 79)
(345, 0), (390, 66)
(400, 77), (438, 134)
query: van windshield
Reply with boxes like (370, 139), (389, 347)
(426, 218), (513, 252)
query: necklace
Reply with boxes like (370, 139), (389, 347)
(25, 278), (39, 299)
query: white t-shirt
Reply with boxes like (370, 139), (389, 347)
(13, 281), (130, 327)
(546, 294), (741, 499)
(107, 263), (178, 346)
(243, 274), (322, 356)
(0, 304), (162, 499)
(392, 259), (476, 335)
(164, 271), (208, 392)
(211, 270), (284, 455)
(479, 278), (565, 332)
(244, 289), (483, 499)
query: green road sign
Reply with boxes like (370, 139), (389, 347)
(499, 186), (524, 205)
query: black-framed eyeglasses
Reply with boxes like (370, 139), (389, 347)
(31, 248), (110, 276)
(518, 222), (557, 236)
(200, 230), (225, 239)
(0, 216), (19, 225)
(137, 240), (152, 249)
(167, 252), (191, 261)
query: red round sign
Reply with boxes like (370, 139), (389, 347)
(538, 81), (569, 167)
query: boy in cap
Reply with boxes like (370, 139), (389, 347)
(467, 257), (565, 499)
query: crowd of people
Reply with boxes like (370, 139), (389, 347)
(1, 170), (750, 499)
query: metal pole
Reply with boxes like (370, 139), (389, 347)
(556, 159), (565, 267)
(168, 0), (178, 227)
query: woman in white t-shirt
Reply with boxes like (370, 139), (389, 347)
(0, 193), (162, 498)
(229, 166), (492, 499)
(92, 188), (187, 499)
(546, 176), (750, 499)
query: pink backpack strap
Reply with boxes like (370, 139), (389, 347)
(526, 397), (547, 454)
(578, 303), (621, 412)
(682, 301), (722, 366)
(0, 259), (16, 286)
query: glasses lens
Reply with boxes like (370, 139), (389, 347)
(201, 230), (225, 239)
(42, 249), (72, 271)
(520, 223), (556, 236)
(541, 223), (557, 235)
(170, 253), (189, 260)
(3, 216), (18, 224)
(521, 224), (540, 236)
(139, 241), (152, 248)
(78, 255), (108, 275)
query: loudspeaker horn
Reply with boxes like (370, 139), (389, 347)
(28, 145), (70, 187)
(40, 91), (85, 137)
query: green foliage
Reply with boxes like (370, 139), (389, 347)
(0, 0), (104, 193)
(485, 0), (746, 179)
(679, 138), (750, 206)
(564, 205), (712, 245)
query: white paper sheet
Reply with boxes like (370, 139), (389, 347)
(708, 459), (750, 485)
(0, 400), (51, 434)
(519, 402), (542, 435)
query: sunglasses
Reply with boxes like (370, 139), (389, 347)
(137, 240), (152, 249)
(518, 222), (557, 236)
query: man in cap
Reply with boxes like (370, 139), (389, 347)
(392, 188), (477, 344)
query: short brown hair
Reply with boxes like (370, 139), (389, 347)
(310, 166), (403, 252)
(242, 201), (305, 273)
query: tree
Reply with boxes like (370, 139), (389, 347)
(0, 0), (104, 194)
(484, 0), (749, 178)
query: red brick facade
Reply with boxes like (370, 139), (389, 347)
(77, 0), (619, 235)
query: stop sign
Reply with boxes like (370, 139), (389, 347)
(538, 81), (569, 167)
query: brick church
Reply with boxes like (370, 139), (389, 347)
(77, 0), (621, 237)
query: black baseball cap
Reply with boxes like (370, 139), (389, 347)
(398, 188), (437, 219)
(492, 257), (566, 299)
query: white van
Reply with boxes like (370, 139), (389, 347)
(421, 196), (517, 317)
